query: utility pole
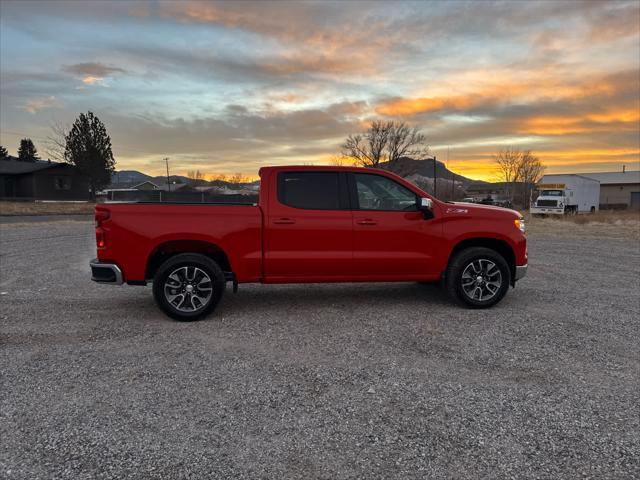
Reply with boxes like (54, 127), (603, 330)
(164, 157), (171, 192)
(448, 146), (454, 200)
(432, 155), (437, 198)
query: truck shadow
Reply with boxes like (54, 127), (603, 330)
(216, 282), (450, 316)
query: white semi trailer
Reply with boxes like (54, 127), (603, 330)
(530, 174), (600, 216)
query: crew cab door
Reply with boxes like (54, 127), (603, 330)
(263, 171), (353, 281)
(349, 172), (441, 279)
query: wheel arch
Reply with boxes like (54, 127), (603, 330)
(146, 239), (232, 280)
(447, 237), (516, 285)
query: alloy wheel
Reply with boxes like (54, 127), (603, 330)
(164, 266), (213, 312)
(460, 259), (502, 302)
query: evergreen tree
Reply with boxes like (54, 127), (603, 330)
(0, 145), (8, 159)
(18, 138), (38, 162)
(64, 111), (116, 197)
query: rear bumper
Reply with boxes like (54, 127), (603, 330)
(515, 264), (527, 281)
(90, 259), (124, 285)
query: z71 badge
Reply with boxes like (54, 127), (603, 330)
(446, 207), (469, 214)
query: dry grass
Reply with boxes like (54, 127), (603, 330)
(525, 210), (640, 240)
(0, 201), (95, 216)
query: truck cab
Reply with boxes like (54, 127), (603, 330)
(531, 186), (573, 215)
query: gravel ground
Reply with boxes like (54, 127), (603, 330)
(1, 218), (639, 479)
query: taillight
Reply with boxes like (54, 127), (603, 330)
(96, 228), (106, 248)
(95, 209), (110, 227)
(95, 208), (109, 248)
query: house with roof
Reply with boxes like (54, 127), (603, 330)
(0, 156), (89, 200)
(580, 169), (640, 209)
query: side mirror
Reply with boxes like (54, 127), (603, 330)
(418, 197), (434, 219)
(419, 197), (433, 210)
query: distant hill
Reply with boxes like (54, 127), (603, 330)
(378, 157), (479, 185)
(111, 170), (194, 186)
(150, 174), (191, 185)
(110, 170), (152, 184)
(109, 158), (485, 192)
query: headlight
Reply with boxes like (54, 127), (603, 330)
(515, 218), (525, 233)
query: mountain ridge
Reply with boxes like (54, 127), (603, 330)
(109, 158), (484, 188)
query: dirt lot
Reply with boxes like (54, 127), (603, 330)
(0, 201), (95, 216)
(1, 216), (639, 479)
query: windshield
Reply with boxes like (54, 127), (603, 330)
(541, 190), (563, 197)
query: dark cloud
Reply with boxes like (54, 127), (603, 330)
(98, 100), (361, 167)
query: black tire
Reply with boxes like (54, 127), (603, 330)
(152, 253), (226, 321)
(445, 247), (511, 308)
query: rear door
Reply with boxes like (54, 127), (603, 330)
(349, 172), (441, 279)
(264, 171), (353, 281)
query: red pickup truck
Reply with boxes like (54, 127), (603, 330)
(90, 166), (527, 320)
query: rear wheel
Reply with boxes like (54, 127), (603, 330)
(152, 253), (225, 321)
(446, 247), (510, 308)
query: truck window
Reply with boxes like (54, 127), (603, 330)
(278, 172), (341, 210)
(353, 173), (417, 211)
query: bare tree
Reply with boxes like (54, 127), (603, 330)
(341, 120), (392, 167)
(209, 173), (228, 182)
(186, 169), (206, 186)
(494, 147), (520, 198)
(494, 147), (545, 206)
(341, 120), (428, 167)
(387, 122), (429, 163)
(229, 172), (248, 184)
(329, 154), (355, 166)
(45, 121), (69, 162)
(518, 150), (545, 205)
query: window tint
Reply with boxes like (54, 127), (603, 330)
(278, 172), (341, 210)
(354, 173), (417, 211)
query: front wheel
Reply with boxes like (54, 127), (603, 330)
(445, 247), (511, 308)
(152, 253), (226, 321)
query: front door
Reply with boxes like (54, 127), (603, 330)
(264, 171), (353, 281)
(349, 172), (441, 279)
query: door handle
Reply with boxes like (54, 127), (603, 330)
(274, 217), (295, 224)
(356, 219), (377, 225)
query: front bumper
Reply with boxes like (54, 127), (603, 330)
(530, 206), (564, 215)
(515, 264), (527, 281)
(90, 259), (124, 285)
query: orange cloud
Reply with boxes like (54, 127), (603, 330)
(82, 75), (101, 85)
(520, 109), (640, 135)
(376, 96), (479, 116)
(375, 70), (637, 118)
(157, 1), (395, 76)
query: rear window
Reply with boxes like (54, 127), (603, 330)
(278, 172), (341, 210)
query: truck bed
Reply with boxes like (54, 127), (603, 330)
(96, 203), (263, 283)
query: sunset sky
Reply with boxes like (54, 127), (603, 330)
(1, 0), (639, 181)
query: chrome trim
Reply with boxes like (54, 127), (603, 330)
(90, 259), (124, 285)
(515, 264), (528, 281)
